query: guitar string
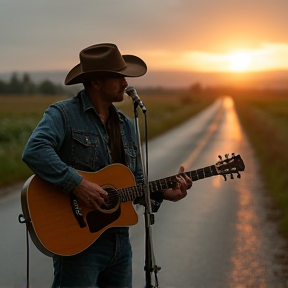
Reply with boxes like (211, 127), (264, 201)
(97, 165), (226, 206)
(103, 166), (237, 203)
(101, 169), (217, 204)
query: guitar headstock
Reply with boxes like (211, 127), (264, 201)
(215, 153), (245, 180)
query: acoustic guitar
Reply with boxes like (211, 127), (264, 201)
(20, 153), (245, 256)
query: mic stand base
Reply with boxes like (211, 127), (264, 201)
(144, 209), (161, 288)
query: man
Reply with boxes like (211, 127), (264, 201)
(22, 43), (192, 288)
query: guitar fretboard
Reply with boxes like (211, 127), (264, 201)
(119, 165), (218, 202)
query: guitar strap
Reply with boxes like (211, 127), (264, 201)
(69, 192), (86, 228)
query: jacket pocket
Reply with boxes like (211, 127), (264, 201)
(72, 131), (99, 170)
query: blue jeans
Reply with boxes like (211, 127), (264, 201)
(52, 228), (132, 288)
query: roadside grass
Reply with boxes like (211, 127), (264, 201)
(233, 93), (288, 237)
(0, 91), (215, 187)
(0, 95), (69, 187)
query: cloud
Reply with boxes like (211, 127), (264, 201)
(1, 0), (288, 72)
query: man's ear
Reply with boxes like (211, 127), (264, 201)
(91, 79), (101, 90)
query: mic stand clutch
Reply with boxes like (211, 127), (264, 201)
(127, 87), (161, 288)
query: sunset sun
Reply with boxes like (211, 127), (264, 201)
(229, 52), (252, 72)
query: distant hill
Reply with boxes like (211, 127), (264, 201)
(1, 69), (288, 89)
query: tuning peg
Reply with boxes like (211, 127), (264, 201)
(225, 154), (229, 159)
(230, 173), (234, 180)
(222, 175), (227, 181)
(232, 153), (235, 157)
(218, 155), (222, 160)
(237, 172), (241, 179)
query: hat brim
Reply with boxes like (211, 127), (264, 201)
(65, 55), (147, 85)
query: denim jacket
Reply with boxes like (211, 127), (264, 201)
(22, 89), (145, 191)
(22, 90), (163, 208)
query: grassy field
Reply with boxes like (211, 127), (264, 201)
(0, 91), (215, 187)
(0, 95), (68, 186)
(233, 92), (288, 237)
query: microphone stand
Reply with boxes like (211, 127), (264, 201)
(132, 98), (161, 288)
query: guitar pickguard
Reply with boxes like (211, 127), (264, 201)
(86, 206), (121, 233)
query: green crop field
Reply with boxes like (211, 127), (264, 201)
(233, 91), (288, 237)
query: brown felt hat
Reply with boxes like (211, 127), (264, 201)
(65, 43), (147, 85)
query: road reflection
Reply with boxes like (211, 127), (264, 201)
(230, 184), (267, 286)
(223, 96), (243, 142)
(222, 97), (272, 286)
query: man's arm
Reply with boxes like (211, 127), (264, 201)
(22, 105), (82, 193)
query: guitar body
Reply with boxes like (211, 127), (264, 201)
(21, 164), (138, 257)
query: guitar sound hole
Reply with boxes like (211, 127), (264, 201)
(102, 187), (119, 210)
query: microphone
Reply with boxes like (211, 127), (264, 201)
(125, 86), (146, 112)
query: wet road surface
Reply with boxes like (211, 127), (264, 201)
(130, 97), (288, 288)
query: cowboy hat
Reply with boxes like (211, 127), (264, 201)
(65, 43), (147, 85)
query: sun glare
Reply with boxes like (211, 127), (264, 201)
(229, 52), (251, 72)
(146, 43), (288, 72)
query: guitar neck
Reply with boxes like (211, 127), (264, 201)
(149, 164), (219, 192)
(119, 164), (219, 202)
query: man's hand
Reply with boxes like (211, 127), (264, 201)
(163, 166), (192, 202)
(73, 178), (108, 209)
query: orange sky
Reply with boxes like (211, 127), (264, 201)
(138, 43), (288, 72)
(1, 0), (288, 74)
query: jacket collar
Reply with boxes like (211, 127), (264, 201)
(78, 89), (125, 123)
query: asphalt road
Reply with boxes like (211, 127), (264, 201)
(0, 97), (287, 288)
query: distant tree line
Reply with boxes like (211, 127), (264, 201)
(0, 72), (68, 95)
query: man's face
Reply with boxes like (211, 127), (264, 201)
(98, 76), (128, 103)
